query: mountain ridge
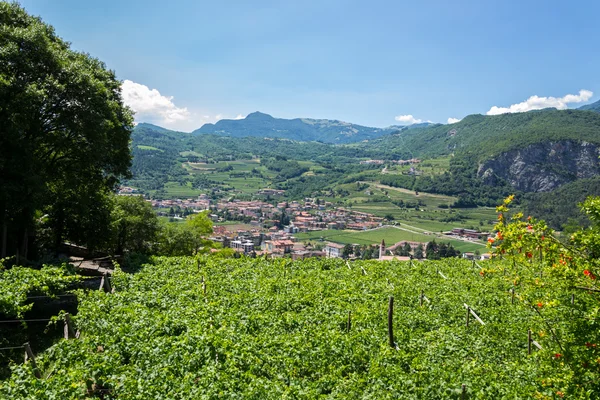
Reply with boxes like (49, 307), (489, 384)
(192, 111), (400, 144)
(579, 99), (600, 113)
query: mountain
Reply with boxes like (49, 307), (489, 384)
(193, 111), (399, 144)
(360, 109), (600, 160)
(579, 99), (600, 113)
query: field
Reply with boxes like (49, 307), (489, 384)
(295, 226), (486, 253)
(2, 256), (595, 398)
(136, 145), (163, 152)
(328, 181), (499, 234)
(382, 156), (451, 177)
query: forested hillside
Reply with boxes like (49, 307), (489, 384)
(358, 109), (600, 160)
(579, 100), (600, 113)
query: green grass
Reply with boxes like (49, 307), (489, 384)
(137, 145), (163, 152)
(295, 226), (486, 253)
(161, 182), (201, 197)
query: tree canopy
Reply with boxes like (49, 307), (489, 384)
(0, 3), (134, 259)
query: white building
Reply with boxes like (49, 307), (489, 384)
(324, 242), (345, 258)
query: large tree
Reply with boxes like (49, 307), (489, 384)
(0, 3), (133, 258)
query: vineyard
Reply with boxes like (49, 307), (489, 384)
(2, 253), (598, 398)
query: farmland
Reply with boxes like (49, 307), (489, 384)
(295, 226), (485, 253)
(2, 256), (597, 398)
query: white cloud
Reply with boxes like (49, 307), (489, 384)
(121, 80), (190, 125)
(486, 89), (593, 115)
(121, 80), (245, 131)
(395, 114), (423, 125)
(447, 117), (461, 124)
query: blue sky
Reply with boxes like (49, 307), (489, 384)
(17, 0), (600, 131)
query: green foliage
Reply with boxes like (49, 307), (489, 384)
(0, 263), (79, 318)
(489, 195), (600, 395)
(111, 195), (159, 254)
(578, 100), (600, 113)
(425, 240), (460, 260)
(523, 178), (600, 230)
(2, 255), (589, 398)
(261, 158), (309, 180)
(0, 3), (133, 256)
(155, 211), (213, 256)
(361, 109), (600, 161)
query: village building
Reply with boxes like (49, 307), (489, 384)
(262, 240), (294, 255)
(324, 242), (345, 258)
(230, 240), (255, 254)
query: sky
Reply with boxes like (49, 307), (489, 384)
(17, 0), (600, 132)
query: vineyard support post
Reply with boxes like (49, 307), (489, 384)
(23, 343), (40, 379)
(465, 306), (470, 327)
(64, 313), (76, 339)
(388, 296), (395, 349)
(102, 272), (112, 293)
(461, 384), (466, 400)
(511, 288), (515, 304)
(528, 329), (532, 355)
(347, 311), (351, 332)
(420, 290), (423, 307)
(98, 275), (105, 291)
(571, 293), (575, 305)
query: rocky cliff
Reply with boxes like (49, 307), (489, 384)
(477, 140), (600, 192)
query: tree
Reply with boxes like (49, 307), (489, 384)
(342, 244), (353, 259)
(156, 211), (214, 256)
(186, 211), (214, 254)
(426, 240), (439, 260)
(111, 196), (159, 254)
(414, 244), (424, 259)
(0, 3), (134, 258)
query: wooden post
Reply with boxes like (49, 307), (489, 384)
(64, 313), (76, 339)
(23, 343), (40, 378)
(527, 329), (532, 355)
(202, 275), (206, 296)
(571, 293), (575, 305)
(103, 272), (112, 293)
(347, 311), (351, 332)
(472, 259), (475, 269)
(461, 384), (466, 400)
(511, 288), (515, 304)
(98, 275), (105, 291)
(388, 296), (395, 349)
(465, 306), (470, 327)
(420, 290), (424, 307)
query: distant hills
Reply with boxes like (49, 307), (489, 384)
(193, 111), (400, 144)
(360, 108), (600, 160)
(579, 99), (600, 113)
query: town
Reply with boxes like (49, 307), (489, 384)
(138, 190), (491, 261)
